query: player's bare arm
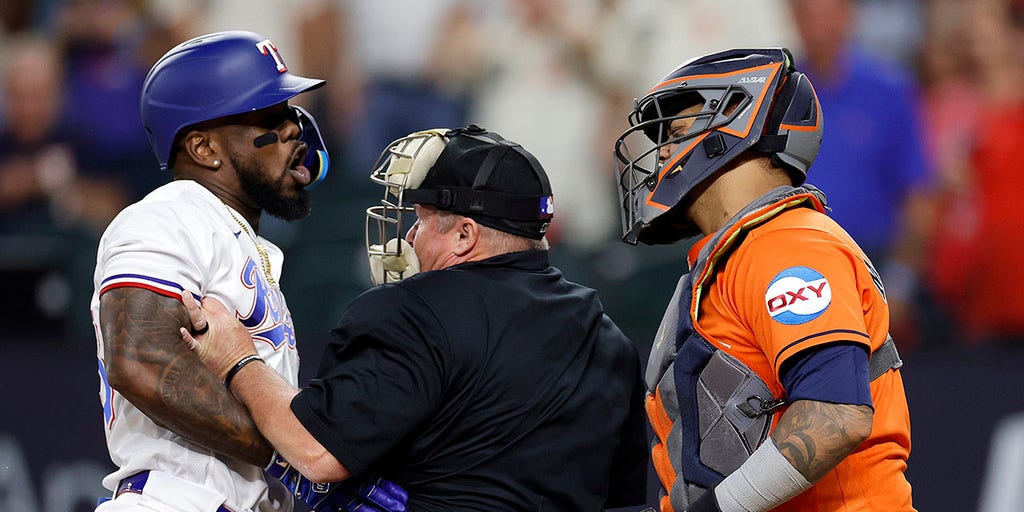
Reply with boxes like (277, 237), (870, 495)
(100, 287), (272, 466)
(179, 295), (351, 483)
(770, 399), (873, 482)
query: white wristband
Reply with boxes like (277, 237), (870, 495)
(714, 438), (812, 512)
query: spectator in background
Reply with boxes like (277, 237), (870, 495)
(925, 0), (1024, 347)
(0, 29), (143, 235)
(854, 0), (926, 70)
(304, 0), (479, 178)
(470, 0), (631, 250)
(916, 0), (983, 347)
(52, 0), (170, 209)
(641, 0), (798, 87)
(0, 33), (117, 340)
(787, 0), (934, 350)
(0, 34), (79, 232)
(0, 2), (189, 341)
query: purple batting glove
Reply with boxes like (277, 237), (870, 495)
(316, 475), (409, 512)
(265, 454), (334, 510)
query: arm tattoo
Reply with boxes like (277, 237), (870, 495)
(100, 287), (272, 466)
(770, 400), (873, 483)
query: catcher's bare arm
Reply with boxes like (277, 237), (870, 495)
(771, 400), (873, 482)
(100, 287), (272, 466)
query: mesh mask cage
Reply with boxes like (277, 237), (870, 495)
(365, 130), (448, 283)
(615, 85), (754, 244)
(612, 48), (819, 246)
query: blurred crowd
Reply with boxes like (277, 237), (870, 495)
(2, 0), (1024, 356)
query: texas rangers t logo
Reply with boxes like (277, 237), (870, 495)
(255, 39), (288, 72)
(765, 266), (831, 325)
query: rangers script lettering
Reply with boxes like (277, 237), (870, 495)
(238, 257), (297, 350)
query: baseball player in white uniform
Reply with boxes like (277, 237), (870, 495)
(92, 179), (301, 511)
(90, 31), (342, 512)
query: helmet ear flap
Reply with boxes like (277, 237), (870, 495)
(764, 71), (822, 179)
(776, 72), (819, 128)
(765, 73), (799, 135)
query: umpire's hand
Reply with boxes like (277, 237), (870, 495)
(179, 290), (260, 384)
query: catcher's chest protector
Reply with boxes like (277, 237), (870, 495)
(645, 187), (827, 512)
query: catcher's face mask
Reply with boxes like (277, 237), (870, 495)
(365, 129), (448, 284)
(614, 48), (822, 245)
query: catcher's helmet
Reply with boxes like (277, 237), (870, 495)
(140, 31), (326, 177)
(614, 48), (822, 245)
(365, 125), (555, 283)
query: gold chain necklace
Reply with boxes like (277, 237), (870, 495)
(225, 206), (277, 287)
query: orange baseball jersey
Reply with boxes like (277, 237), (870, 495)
(690, 204), (913, 510)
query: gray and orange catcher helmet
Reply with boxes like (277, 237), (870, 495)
(614, 48), (823, 245)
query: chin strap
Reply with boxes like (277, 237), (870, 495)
(369, 238), (420, 285)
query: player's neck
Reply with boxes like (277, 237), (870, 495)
(174, 168), (263, 233)
(193, 179), (262, 232)
(222, 199), (261, 233)
(693, 158), (790, 234)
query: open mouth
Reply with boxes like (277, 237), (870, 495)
(288, 144), (311, 186)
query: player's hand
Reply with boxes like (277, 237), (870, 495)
(179, 291), (257, 382)
(266, 454), (408, 512)
(266, 454), (335, 510)
(320, 476), (409, 512)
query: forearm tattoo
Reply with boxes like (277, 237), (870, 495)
(100, 287), (272, 466)
(770, 400), (873, 483)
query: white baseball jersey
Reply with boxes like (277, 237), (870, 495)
(90, 179), (300, 511)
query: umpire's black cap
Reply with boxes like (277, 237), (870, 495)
(402, 125), (555, 239)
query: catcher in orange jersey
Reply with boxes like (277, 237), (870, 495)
(613, 47), (913, 511)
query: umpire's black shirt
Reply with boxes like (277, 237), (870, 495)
(291, 250), (647, 511)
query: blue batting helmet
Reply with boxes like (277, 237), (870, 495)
(140, 31), (326, 173)
(614, 48), (822, 245)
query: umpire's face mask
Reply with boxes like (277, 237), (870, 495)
(365, 130), (450, 285)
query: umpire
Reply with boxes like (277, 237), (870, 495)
(181, 125), (649, 510)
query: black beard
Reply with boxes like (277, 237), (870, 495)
(232, 153), (310, 221)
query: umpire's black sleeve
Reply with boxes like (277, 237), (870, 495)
(605, 337), (650, 508)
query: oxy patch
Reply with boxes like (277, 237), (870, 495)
(765, 266), (831, 325)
